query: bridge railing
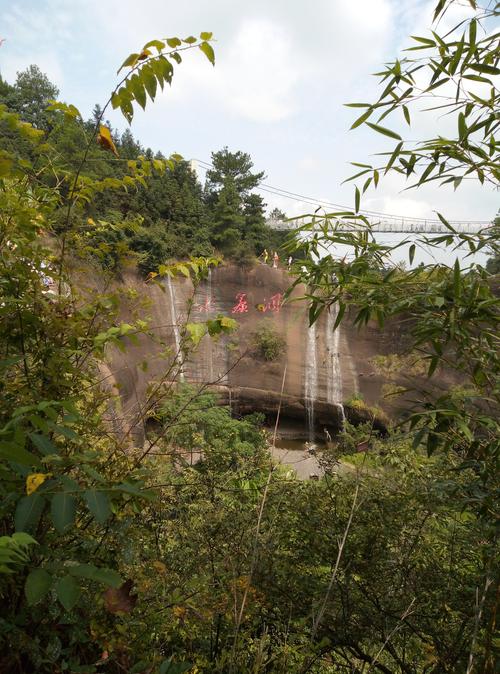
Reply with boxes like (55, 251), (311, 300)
(266, 215), (491, 235)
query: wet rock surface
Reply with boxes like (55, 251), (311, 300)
(102, 263), (454, 439)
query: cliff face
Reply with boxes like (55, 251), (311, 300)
(105, 264), (420, 439)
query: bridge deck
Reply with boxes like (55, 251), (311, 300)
(266, 217), (491, 235)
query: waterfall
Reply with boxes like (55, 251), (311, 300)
(207, 268), (212, 304)
(304, 320), (317, 442)
(326, 305), (345, 426)
(207, 269), (214, 382)
(205, 269), (229, 387)
(166, 275), (184, 382)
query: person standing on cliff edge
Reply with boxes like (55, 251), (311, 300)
(261, 249), (269, 265)
(273, 251), (279, 268)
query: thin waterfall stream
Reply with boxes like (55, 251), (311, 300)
(207, 269), (214, 382)
(166, 275), (184, 382)
(326, 304), (345, 427)
(304, 320), (318, 442)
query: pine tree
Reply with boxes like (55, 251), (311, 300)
(7, 65), (59, 130)
(211, 179), (245, 254)
(244, 193), (267, 254)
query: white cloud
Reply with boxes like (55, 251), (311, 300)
(211, 18), (302, 122)
(0, 50), (64, 89)
(369, 195), (433, 219)
(1, 0), (496, 226)
(107, 16), (304, 123)
(69, 0), (396, 122)
(297, 156), (321, 172)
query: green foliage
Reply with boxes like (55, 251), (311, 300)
(0, 38), (226, 673)
(486, 211), (500, 274)
(0, 5), (498, 673)
(344, 2), (500, 191)
(486, 250), (500, 275)
(205, 146), (265, 202)
(251, 323), (286, 361)
(154, 384), (268, 473)
(3, 65), (59, 131)
(24, 568), (52, 605)
(0, 533), (37, 575)
(1, 65), (280, 275)
(286, 3), (499, 670)
(205, 147), (283, 257)
(112, 33), (216, 123)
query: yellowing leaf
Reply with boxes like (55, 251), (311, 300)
(187, 322), (207, 346)
(97, 125), (119, 158)
(199, 41), (215, 66)
(166, 37), (182, 49)
(138, 49), (152, 60)
(26, 473), (50, 496)
(152, 561), (166, 573)
(117, 53), (139, 73)
(220, 316), (237, 330)
(173, 605), (187, 619)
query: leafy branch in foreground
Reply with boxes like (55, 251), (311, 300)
(0, 33), (222, 673)
(345, 1), (499, 192)
(288, 3), (499, 668)
(112, 33), (215, 123)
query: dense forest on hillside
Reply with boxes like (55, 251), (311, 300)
(0, 3), (498, 674)
(0, 65), (285, 273)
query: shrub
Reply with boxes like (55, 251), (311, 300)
(251, 323), (286, 361)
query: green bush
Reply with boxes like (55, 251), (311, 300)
(251, 323), (286, 361)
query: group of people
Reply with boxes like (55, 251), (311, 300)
(261, 249), (293, 270)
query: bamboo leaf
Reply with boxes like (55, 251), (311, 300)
(468, 64), (500, 75)
(354, 186), (360, 213)
(366, 122), (402, 140)
(385, 141), (404, 174)
(436, 212), (457, 233)
(453, 258), (461, 298)
(351, 108), (373, 129)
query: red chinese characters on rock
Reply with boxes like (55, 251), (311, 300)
(231, 291), (283, 315)
(264, 293), (283, 313)
(231, 292), (249, 314)
(195, 297), (214, 313)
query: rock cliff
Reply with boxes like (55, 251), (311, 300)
(103, 263), (434, 440)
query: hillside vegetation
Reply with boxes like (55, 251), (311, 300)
(0, 4), (498, 674)
(0, 66), (285, 274)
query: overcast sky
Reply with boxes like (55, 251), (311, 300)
(0, 0), (497, 228)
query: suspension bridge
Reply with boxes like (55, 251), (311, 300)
(191, 158), (493, 235)
(266, 215), (492, 235)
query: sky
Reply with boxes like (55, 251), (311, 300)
(0, 0), (498, 235)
